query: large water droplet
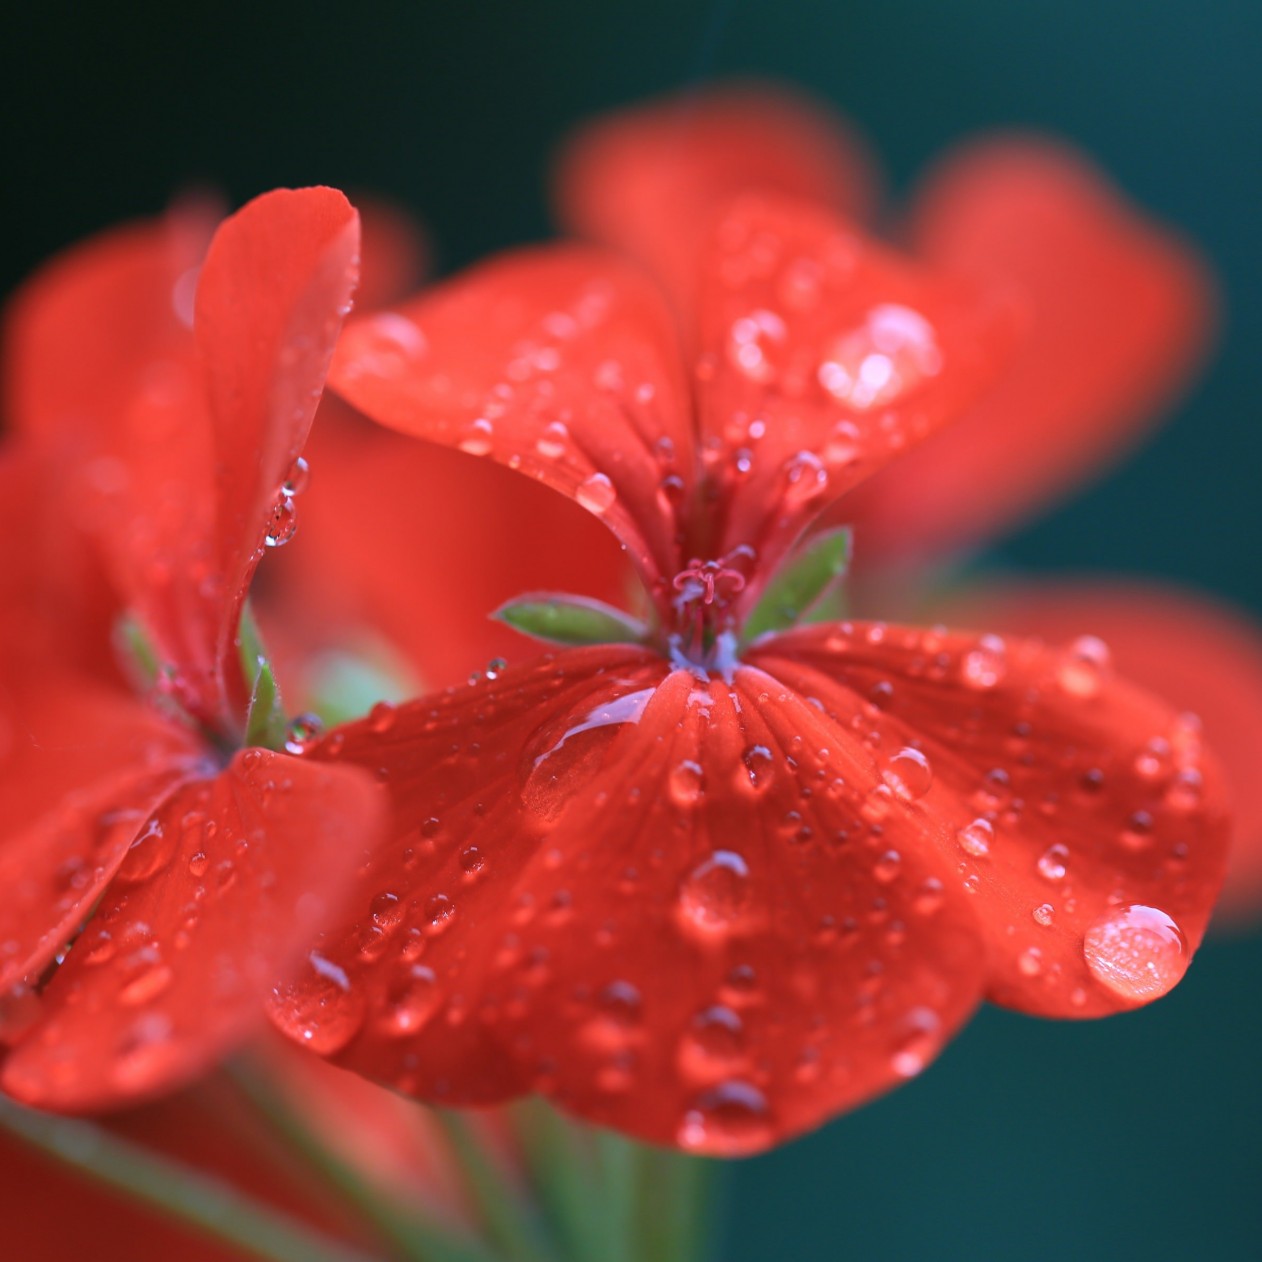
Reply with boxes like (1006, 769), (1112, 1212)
(957, 818), (994, 858)
(677, 851), (752, 937)
(669, 759), (705, 808)
(284, 713), (325, 755)
(1083, 905), (1188, 1002)
(1037, 843), (1069, 882)
(378, 963), (440, 1037)
(576, 472), (617, 515)
(962, 635), (1007, 690)
(264, 492), (298, 548)
(266, 950), (365, 1054)
(890, 1007), (941, 1078)
(883, 747), (932, 801)
(1057, 636), (1111, 699)
(677, 1080), (772, 1153)
(817, 304), (941, 410)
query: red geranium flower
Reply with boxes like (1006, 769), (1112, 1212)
(273, 192), (1230, 1155)
(552, 84), (1262, 922)
(0, 188), (384, 1109)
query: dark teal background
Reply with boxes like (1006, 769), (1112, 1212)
(4, 1), (1260, 1257)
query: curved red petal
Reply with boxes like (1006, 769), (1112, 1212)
(755, 621), (1230, 1017)
(279, 648), (986, 1152)
(195, 186), (360, 721)
(849, 137), (1214, 563)
(0, 669), (204, 992)
(267, 403), (633, 694)
(697, 197), (1015, 597)
(553, 82), (880, 313)
(933, 579), (1262, 926)
(329, 245), (694, 589)
(2, 750), (384, 1110)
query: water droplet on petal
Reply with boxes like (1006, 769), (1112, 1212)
(890, 1007), (941, 1078)
(1083, 905), (1188, 1002)
(1037, 844), (1069, 882)
(677, 1080), (772, 1153)
(726, 308), (787, 383)
(284, 713), (325, 755)
(669, 759), (705, 807)
(536, 421), (570, 459)
(962, 635), (1007, 690)
(818, 304), (941, 409)
(458, 418), (494, 456)
(576, 472), (617, 515)
(1033, 903), (1055, 927)
(957, 818), (994, 858)
(1057, 636), (1111, 699)
(282, 456), (310, 497)
(677, 851), (752, 938)
(379, 963), (440, 1036)
(739, 744), (775, 794)
(266, 951), (365, 1053)
(264, 493), (298, 548)
(678, 1005), (745, 1081)
(883, 747), (932, 801)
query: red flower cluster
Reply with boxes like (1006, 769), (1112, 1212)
(0, 86), (1255, 1162)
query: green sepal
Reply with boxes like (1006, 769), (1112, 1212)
(742, 526), (853, 642)
(239, 602), (286, 750)
(495, 593), (648, 647)
(112, 613), (162, 694)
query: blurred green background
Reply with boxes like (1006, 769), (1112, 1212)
(4, 1), (1260, 1257)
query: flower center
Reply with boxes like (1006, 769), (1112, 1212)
(666, 547), (757, 665)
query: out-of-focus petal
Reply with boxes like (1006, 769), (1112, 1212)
(848, 137), (1214, 564)
(697, 197), (1015, 602)
(354, 196), (431, 310)
(268, 404), (632, 693)
(931, 578), (1262, 925)
(280, 648), (987, 1153)
(330, 246), (695, 590)
(2, 750), (383, 1110)
(0, 669), (204, 992)
(3, 190), (361, 731)
(553, 82), (880, 313)
(758, 621), (1230, 1015)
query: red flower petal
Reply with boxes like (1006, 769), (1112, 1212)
(281, 648), (988, 1153)
(193, 187), (360, 722)
(848, 137), (1214, 563)
(932, 579), (1262, 926)
(756, 621), (1230, 1016)
(553, 83), (880, 313)
(268, 404), (632, 693)
(329, 246), (695, 588)
(4, 191), (360, 730)
(697, 197), (1015, 598)
(2, 750), (383, 1110)
(0, 669), (203, 992)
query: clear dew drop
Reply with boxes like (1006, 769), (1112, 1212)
(1017, 947), (1044, 977)
(957, 817), (994, 859)
(962, 635), (1007, 690)
(890, 1007), (941, 1078)
(1033, 903), (1055, 927)
(265, 951), (365, 1054)
(782, 451), (829, 510)
(1037, 843), (1069, 882)
(378, 963), (440, 1036)
(669, 759), (705, 808)
(1057, 635), (1111, 699)
(284, 712), (325, 755)
(282, 456), (310, 497)
(883, 747), (932, 801)
(458, 418), (494, 456)
(576, 472), (617, 515)
(678, 1005), (746, 1081)
(739, 744), (775, 794)
(1083, 905), (1188, 1002)
(677, 851), (752, 937)
(677, 1080), (772, 1153)
(535, 421), (570, 459)
(264, 492), (298, 548)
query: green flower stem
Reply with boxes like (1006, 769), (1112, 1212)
(632, 1145), (719, 1262)
(228, 1058), (503, 1262)
(433, 1108), (561, 1262)
(0, 1097), (380, 1262)
(514, 1101), (613, 1262)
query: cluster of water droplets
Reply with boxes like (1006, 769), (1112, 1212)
(264, 456), (310, 549)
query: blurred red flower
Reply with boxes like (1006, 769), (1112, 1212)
(0, 189), (383, 1110)
(278, 182), (1230, 1153)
